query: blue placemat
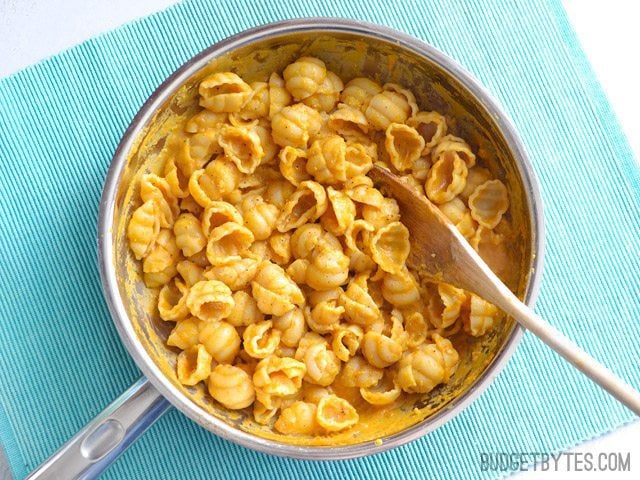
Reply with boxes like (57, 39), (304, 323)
(1, 0), (639, 478)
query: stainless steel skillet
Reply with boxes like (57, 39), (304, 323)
(27, 18), (544, 479)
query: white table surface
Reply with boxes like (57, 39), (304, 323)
(0, 0), (638, 478)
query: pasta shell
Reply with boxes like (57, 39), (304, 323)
(285, 258), (309, 285)
(283, 56), (327, 101)
(294, 332), (325, 359)
(290, 224), (330, 259)
(302, 342), (341, 386)
(176, 344), (212, 386)
(186, 279), (234, 322)
(407, 111), (448, 155)
(199, 320), (241, 363)
(174, 212), (207, 257)
(433, 333), (460, 382)
(307, 135), (347, 184)
(208, 365), (255, 409)
(339, 274), (380, 328)
(432, 134), (476, 167)
(340, 77), (382, 112)
(463, 294), (499, 336)
(365, 91), (411, 130)
(427, 283), (466, 329)
(320, 187), (356, 236)
(411, 156), (431, 182)
(188, 129), (224, 167)
(251, 121), (278, 165)
(271, 103), (323, 148)
(344, 141), (374, 179)
(158, 279), (189, 321)
(243, 320), (281, 359)
(140, 174), (180, 228)
(143, 265), (177, 288)
(251, 261), (305, 316)
(362, 196), (400, 230)
(437, 197), (468, 225)
(218, 125), (264, 174)
(267, 231), (292, 265)
(204, 256), (259, 291)
(238, 81), (269, 120)
(274, 401), (319, 435)
(344, 182), (385, 208)
(226, 290), (264, 327)
(163, 155), (191, 199)
(460, 166), (492, 201)
(396, 347), (441, 394)
(268, 72), (292, 117)
(370, 222), (410, 274)
(264, 179), (296, 209)
(359, 372), (402, 406)
(199, 72), (251, 113)
(165, 131), (202, 181)
(176, 259), (205, 287)
(253, 355), (306, 409)
(382, 267), (421, 307)
(253, 401), (279, 425)
(316, 395), (358, 432)
(278, 146), (310, 186)
(468, 179), (509, 229)
(273, 307), (307, 348)
(305, 244), (350, 290)
(399, 174), (424, 196)
(188, 158), (242, 207)
(331, 325), (364, 363)
(301, 385), (331, 405)
(384, 123), (425, 172)
(456, 212), (478, 240)
(327, 104), (368, 137)
(383, 83), (419, 117)
(127, 200), (160, 260)
(142, 229), (179, 274)
(205, 223), (254, 266)
(307, 299), (344, 334)
(242, 198), (279, 241)
(307, 287), (341, 307)
(344, 220), (376, 273)
(425, 153), (468, 204)
(337, 355), (383, 388)
(302, 71), (343, 112)
(361, 331), (403, 368)
(185, 110), (228, 133)
(277, 181), (327, 232)
(167, 317), (202, 350)
(395, 334), (459, 393)
(403, 311), (428, 349)
(201, 201), (243, 237)
(227, 113), (258, 129)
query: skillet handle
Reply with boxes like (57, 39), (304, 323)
(26, 378), (170, 480)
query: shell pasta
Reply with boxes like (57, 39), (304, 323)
(126, 56), (511, 438)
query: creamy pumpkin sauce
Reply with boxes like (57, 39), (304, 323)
(114, 33), (533, 446)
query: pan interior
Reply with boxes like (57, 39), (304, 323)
(112, 30), (535, 447)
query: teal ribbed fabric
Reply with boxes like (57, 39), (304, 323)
(1, 0), (639, 478)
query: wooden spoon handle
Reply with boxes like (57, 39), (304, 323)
(441, 215), (640, 415)
(481, 277), (640, 415)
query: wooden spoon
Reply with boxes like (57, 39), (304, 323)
(369, 165), (640, 415)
